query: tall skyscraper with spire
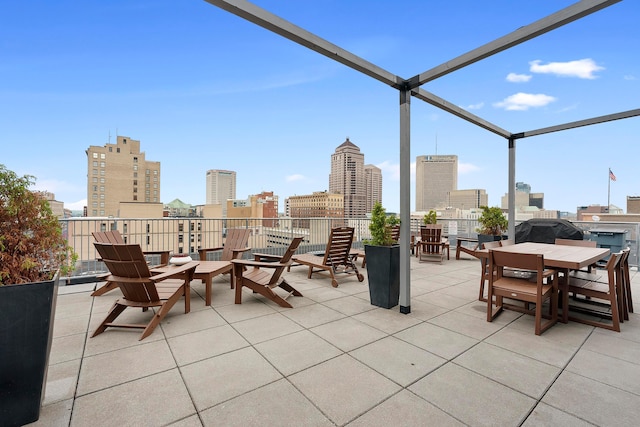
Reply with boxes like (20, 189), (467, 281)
(329, 138), (367, 218)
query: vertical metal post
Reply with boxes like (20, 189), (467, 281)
(508, 137), (516, 239)
(399, 87), (411, 314)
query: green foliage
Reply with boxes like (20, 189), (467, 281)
(0, 165), (77, 285)
(423, 210), (437, 225)
(367, 201), (399, 246)
(476, 205), (508, 236)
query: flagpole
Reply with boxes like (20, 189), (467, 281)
(607, 167), (611, 213)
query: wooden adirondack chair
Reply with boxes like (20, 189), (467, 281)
(198, 228), (251, 288)
(292, 227), (364, 287)
(417, 224), (447, 263)
(232, 237), (304, 308)
(92, 242), (197, 340)
(91, 230), (171, 296)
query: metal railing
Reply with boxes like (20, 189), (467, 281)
(59, 217), (639, 284)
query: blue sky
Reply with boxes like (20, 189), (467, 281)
(2, 0), (638, 214)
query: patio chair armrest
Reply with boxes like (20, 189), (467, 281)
(230, 247), (252, 259)
(541, 268), (556, 279)
(252, 252), (283, 262)
(143, 250), (171, 265)
(150, 262), (198, 282)
(198, 247), (224, 259)
(231, 259), (288, 269)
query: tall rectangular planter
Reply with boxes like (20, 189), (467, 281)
(364, 245), (400, 309)
(0, 273), (59, 427)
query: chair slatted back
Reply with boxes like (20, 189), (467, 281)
(482, 240), (501, 250)
(490, 251), (544, 281)
(94, 242), (159, 302)
(555, 238), (597, 247)
(420, 224), (443, 254)
(267, 237), (304, 286)
(390, 225), (401, 243)
(222, 228), (251, 261)
(92, 230), (125, 244)
(323, 227), (355, 267)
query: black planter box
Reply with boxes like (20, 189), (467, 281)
(0, 274), (59, 427)
(364, 245), (400, 309)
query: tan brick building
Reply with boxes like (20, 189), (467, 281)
(86, 136), (160, 217)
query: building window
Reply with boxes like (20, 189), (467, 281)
(100, 178), (105, 183)
(100, 202), (104, 208)
(123, 224), (127, 233)
(133, 188), (137, 193)
(92, 193), (98, 199)
(146, 169), (150, 175)
(146, 236), (150, 245)
(93, 161), (98, 167)
(92, 210), (97, 215)
(92, 202), (97, 207)
(93, 169), (97, 175)
(92, 153), (98, 158)
(100, 161), (105, 167)
(117, 148), (120, 153)
(178, 224), (184, 232)
(100, 210), (105, 216)
(133, 165), (138, 171)
(93, 177), (98, 183)
(133, 172), (137, 178)
(133, 195), (137, 201)
(109, 147), (112, 152)
(100, 223), (107, 232)
(133, 157), (138, 163)
(133, 180), (137, 185)
(93, 185), (98, 191)
(100, 186), (104, 192)
(100, 170), (105, 176)
(100, 153), (105, 159)
(100, 194), (104, 199)
(146, 224), (150, 233)
(153, 170), (158, 175)
(178, 235), (183, 243)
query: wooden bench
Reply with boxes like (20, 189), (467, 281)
(455, 237), (479, 260)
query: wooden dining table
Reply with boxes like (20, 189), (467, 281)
(491, 242), (610, 323)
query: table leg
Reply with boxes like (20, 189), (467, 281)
(204, 275), (212, 306)
(559, 268), (570, 323)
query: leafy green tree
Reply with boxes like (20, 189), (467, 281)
(0, 164), (76, 285)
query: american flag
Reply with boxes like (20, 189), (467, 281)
(609, 169), (617, 181)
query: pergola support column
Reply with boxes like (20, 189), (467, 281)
(508, 137), (516, 239)
(399, 87), (411, 314)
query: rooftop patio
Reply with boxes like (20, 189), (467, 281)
(33, 252), (640, 427)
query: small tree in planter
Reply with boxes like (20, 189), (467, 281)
(423, 209), (437, 225)
(0, 164), (77, 426)
(365, 201), (400, 309)
(476, 205), (508, 247)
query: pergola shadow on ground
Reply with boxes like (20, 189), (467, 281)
(203, 0), (639, 314)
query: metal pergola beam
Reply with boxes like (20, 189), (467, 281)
(411, 87), (511, 138)
(408, 0), (622, 89)
(512, 108), (640, 139)
(203, 0), (404, 89)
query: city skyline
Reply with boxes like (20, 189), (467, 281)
(2, 1), (638, 214)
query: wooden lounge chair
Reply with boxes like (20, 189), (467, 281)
(91, 230), (171, 296)
(92, 242), (197, 340)
(292, 226), (364, 287)
(487, 250), (557, 336)
(417, 224), (448, 263)
(198, 228), (251, 288)
(232, 237), (304, 308)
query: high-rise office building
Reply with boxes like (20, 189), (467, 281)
(329, 138), (366, 218)
(415, 155), (458, 211)
(206, 169), (236, 217)
(364, 164), (382, 214)
(86, 136), (160, 217)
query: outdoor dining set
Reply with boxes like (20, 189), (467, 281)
(88, 224), (632, 341)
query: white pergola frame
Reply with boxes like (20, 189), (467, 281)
(204, 0), (639, 314)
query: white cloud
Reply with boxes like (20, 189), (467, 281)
(466, 102), (484, 110)
(459, 163), (481, 174)
(506, 73), (532, 83)
(285, 174), (305, 182)
(493, 92), (557, 111)
(66, 199), (87, 210)
(624, 75), (637, 81)
(529, 58), (604, 79)
(375, 160), (416, 183)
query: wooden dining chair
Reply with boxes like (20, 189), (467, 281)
(619, 248), (633, 317)
(478, 240), (502, 302)
(487, 251), (558, 335)
(567, 251), (622, 332)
